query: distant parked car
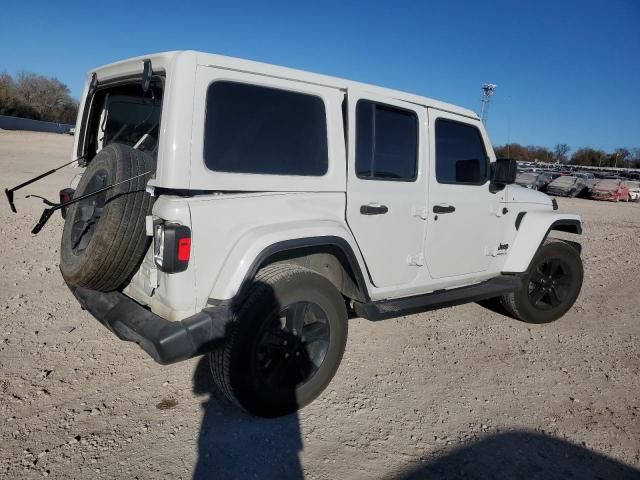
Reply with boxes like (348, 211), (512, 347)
(573, 172), (597, 196)
(536, 171), (557, 192)
(68, 127), (76, 136)
(574, 172), (595, 180)
(590, 179), (631, 202)
(515, 172), (540, 189)
(546, 175), (587, 197)
(626, 181), (640, 202)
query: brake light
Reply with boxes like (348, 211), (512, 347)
(153, 223), (191, 273)
(59, 188), (75, 219)
(177, 237), (191, 261)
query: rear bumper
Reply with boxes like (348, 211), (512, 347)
(71, 286), (231, 365)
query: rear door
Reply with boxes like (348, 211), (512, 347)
(345, 89), (427, 288)
(424, 109), (500, 279)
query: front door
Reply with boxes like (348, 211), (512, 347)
(425, 109), (500, 279)
(345, 90), (427, 288)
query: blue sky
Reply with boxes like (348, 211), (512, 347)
(1, 0), (638, 151)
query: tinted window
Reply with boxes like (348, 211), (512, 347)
(204, 82), (328, 176)
(435, 119), (488, 184)
(356, 100), (417, 180)
(104, 99), (161, 150)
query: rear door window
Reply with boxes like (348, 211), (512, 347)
(355, 100), (418, 181)
(204, 81), (328, 176)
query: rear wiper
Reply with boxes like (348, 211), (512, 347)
(4, 154), (87, 213)
(28, 170), (151, 235)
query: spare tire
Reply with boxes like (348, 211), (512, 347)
(60, 143), (155, 291)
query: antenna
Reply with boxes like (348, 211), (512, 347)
(479, 83), (497, 125)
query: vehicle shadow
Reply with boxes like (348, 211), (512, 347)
(395, 431), (640, 480)
(192, 356), (304, 480)
(191, 277), (305, 480)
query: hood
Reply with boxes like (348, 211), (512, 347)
(505, 185), (553, 207)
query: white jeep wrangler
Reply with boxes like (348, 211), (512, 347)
(12, 51), (584, 417)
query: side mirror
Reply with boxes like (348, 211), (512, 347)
(491, 158), (517, 185)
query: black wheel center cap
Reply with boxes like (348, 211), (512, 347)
(254, 301), (331, 390)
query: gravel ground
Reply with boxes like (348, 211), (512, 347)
(1, 130), (639, 479)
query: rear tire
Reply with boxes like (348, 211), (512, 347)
(501, 239), (583, 324)
(209, 264), (348, 417)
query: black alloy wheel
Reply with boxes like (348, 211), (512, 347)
(254, 301), (331, 390)
(527, 258), (571, 310)
(209, 264), (348, 417)
(500, 239), (583, 324)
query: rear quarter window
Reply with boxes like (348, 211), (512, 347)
(204, 81), (328, 176)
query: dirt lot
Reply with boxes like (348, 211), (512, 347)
(1, 130), (639, 479)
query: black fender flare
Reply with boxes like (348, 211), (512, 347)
(238, 236), (371, 302)
(520, 219), (583, 268)
(542, 219), (582, 255)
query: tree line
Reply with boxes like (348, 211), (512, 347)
(494, 143), (640, 169)
(0, 71), (78, 124)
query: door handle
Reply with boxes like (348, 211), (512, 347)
(433, 204), (455, 214)
(360, 203), (388, 215)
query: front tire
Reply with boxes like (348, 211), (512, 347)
(501, 239), (583, 324)
(209, 264), (348, 417)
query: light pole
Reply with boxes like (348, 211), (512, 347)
(480, 83), (497, 125)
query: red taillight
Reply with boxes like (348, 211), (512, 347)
(153, 223), (191, 273)
(177, 237), (191, 261)
(60, 190), (73, 203)
(59, 188), (75, 219)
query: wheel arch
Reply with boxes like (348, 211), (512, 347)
(207, 229), (372, 304)
(502, 212), (582, 273)
(238, 237), (371, 303)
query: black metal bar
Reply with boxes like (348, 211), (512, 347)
(30, 170), (151, 235)
(32, 209), (56, 235)
(5, 155), (87, 213)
